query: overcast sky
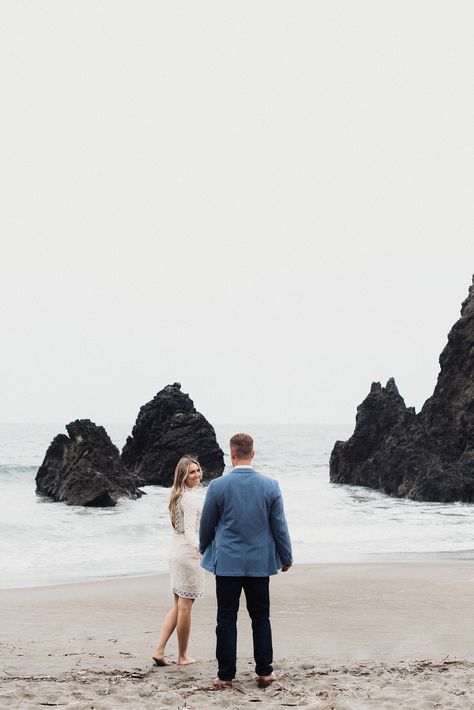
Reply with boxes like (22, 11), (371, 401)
(1, 2), (473, 427)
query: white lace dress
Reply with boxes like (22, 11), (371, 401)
(170, 489), (204, 599)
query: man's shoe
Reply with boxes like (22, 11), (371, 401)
(213, 677), (233, 688)
(257, 673), (277, 688)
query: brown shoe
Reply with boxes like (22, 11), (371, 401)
(257, 673), (277, 688)
(213, 677), (233, 688)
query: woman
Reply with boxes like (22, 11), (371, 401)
(152, 455), (204, 666)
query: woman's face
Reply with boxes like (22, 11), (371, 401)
(185, 463), (201, 488)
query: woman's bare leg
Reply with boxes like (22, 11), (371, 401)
(152, 594), (179, 663)
(176, 597), (197, 664)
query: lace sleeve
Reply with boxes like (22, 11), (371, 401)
(181, 492), (200, 552)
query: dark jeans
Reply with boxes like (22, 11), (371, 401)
(215, 575), (273, 681)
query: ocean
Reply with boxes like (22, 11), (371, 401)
(0, 422), (472, 590)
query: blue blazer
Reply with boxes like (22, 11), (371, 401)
(199, 467), (293, 577)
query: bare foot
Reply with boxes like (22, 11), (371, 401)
(257, 673), (277, 688)
(177, 656), (198, 665)
(152, 656), (172, 666)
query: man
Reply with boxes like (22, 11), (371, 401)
(199, 432), (292, 688)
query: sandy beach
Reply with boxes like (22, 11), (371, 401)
(1, 562), (473, 708)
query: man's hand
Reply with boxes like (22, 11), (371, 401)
(281, 564), (292, 572)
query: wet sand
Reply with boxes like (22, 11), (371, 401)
(1, 563), (473, 708)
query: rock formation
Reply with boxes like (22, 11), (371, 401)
(121, 383), (225, 486)
(330, 277), (474, 503)
(36, 419), (144, 506)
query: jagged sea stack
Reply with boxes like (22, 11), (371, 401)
(330, 276), (474, 503)
(36, 419), (144, 506)
(121, 383), (225, 486)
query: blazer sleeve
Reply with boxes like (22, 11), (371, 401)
(269, 481), (293, 566)
(199, 482), (219, 555)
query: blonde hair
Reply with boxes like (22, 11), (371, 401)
(168, 456), (202, 529)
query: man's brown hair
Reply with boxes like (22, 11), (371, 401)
(230, 433), (254, 459)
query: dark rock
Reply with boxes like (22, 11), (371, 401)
(121, 383), (225, 486)
(330, 277), (474, 503)
(36, 419), (144, 506)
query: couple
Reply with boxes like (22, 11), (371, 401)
(152, 432), (293, 688)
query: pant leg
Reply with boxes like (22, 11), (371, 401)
(215, 576), (243, 681)
(243, 576), (273, 677)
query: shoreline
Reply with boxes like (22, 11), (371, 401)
(2, 549), (474, 592)
(1, 562), (473, 707)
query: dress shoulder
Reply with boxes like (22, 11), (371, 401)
(182, 488), (202, 512)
